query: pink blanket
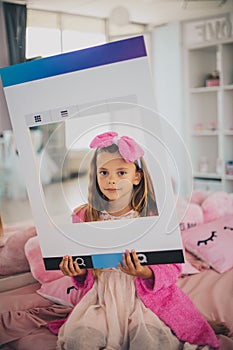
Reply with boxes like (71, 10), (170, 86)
(178, 267), (233, 350)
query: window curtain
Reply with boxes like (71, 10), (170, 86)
(0, 2), (11, 131)
(3, 2), (27, 65)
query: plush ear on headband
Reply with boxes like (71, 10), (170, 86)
(90, 131), (144, 163)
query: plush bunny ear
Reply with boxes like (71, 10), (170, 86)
(24, 236), (63, 284)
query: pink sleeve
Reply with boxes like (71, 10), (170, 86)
(136, 264), (181, 293)
(72, 207), (86, 223)
(71, 269), (95, 291)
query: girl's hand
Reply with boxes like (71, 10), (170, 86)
(119, 249), (153, 279)
(59, 256), (87, 277)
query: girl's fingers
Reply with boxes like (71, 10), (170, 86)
(131, 250), (141, 269)
(59, 256), (82, 276)
(68, 256), (78, 275)
(120, 250), (151, 278)
(59, 256), (69, 275)
(125, 250), (135, 270)
(121, 251), (127, 268)
(120, 250), (138, 275)
(73, 260), (86, 275)
(122, 250), (131, 269)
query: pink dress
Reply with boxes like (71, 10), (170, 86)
(56, 209), (219, 350)
(57, 268), (192, 350)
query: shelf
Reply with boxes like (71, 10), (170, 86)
(191, 130), (219, 136)
(190, 84), (233, 92)
(223, 84), (233, 90)
(223, 175), (233, 181)
(223, 130), (233, 135)
(190, 87), (220, 93)
(185, 16), (233, 193)
(193, 172), (222, 180)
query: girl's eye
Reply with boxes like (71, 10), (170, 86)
(118, 171), (127, 176)
(99, 171), (108, 176)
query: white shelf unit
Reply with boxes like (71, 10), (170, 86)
(184, 17), (233, 193)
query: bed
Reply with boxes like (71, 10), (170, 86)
(0, 191), (233, 350)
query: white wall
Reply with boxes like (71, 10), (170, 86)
(153, 23), (183, 133)
(152, 22), (191, 196)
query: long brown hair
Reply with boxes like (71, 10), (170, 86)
(74, 144), (158, 221)
(74, 145), (158, 279)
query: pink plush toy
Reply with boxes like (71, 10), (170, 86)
(24, 236), (86, 306)
(202, 191), (233, 223)
(24, 236), (63, 283)
(175, 196), (204, 231)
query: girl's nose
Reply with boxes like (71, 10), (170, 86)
(108, 179), (116, 184)
(108, 176), (116, 184)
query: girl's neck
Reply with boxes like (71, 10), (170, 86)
(107, 204), (132, 217)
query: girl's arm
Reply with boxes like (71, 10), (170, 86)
(72, 269), (95, 290)
(136, 263), (182, 293)
(119, 249), (181, 292)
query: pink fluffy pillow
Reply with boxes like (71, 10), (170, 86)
(0, 224), (36, 275)
(202, 192), (233, 223)
(24, 236), (63, 283)
(190, 190), (211, 206)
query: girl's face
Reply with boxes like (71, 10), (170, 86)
(96, 151), (141, 204)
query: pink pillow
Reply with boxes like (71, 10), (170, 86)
(24, 237), (63, 283)
(202, 192), (233, 223)
(190, 190), (210, 205)
(181, 260), (200, 275)
(0, 225), (36, 275)
(182, 215), (233, 273)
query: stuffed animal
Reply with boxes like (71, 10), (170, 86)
(24, 236), (63, 283)
(24, 236), (86, 306)
(175, 196), (204, 231)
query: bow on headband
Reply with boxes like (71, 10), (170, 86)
(90, 131), (144, 163)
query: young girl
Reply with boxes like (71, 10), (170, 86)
(57, 131), (219, 350)
(72, 131), (158, 222)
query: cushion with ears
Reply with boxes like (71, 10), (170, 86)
(24, 236), (63, 283)
(24, 236), (86, 306)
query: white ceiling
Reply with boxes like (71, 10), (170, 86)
(5, 0), (233, 26)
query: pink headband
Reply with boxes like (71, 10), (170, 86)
(90, 131), (144, 163)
